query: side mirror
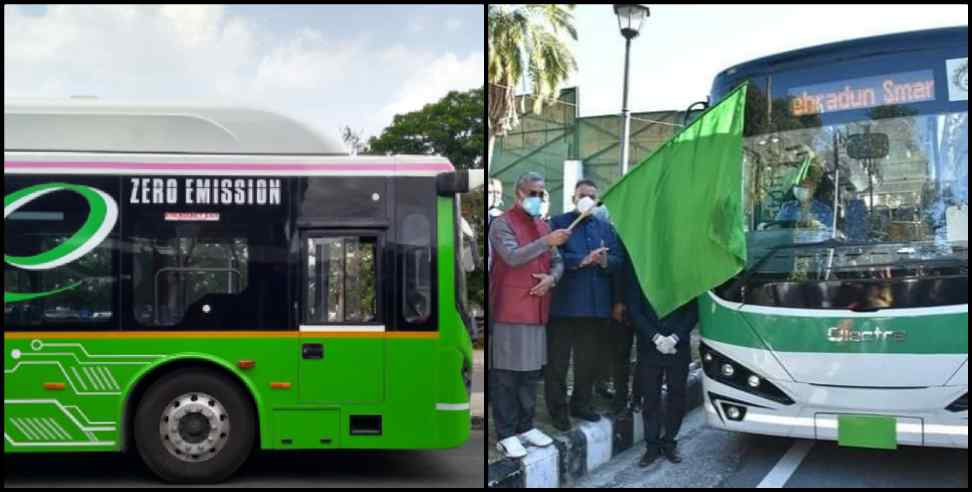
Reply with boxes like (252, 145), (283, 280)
(683, 100), (709, 126)
(437, 169), (485, 196)
(847, 133), (890, 160)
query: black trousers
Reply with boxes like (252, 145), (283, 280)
(603, 320), (636, 407)
(490, 368), (542, 440)
(544, 317), (606, 417)
(639, 359), (690, 450)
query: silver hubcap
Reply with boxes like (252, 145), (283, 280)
(159, 392), (230, 462)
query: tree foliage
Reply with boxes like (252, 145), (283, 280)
(369, 86), (484, 170)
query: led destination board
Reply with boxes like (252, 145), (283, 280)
(789, 69), (936, 116)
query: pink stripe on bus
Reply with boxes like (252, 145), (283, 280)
(3, 161), (453, 172)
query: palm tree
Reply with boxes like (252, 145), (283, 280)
(487, 4), (578, 172)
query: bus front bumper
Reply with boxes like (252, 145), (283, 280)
(702, 375), (968, 449)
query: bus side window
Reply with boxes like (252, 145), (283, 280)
(402, 246), (432, 324)
(304, 236), (378, 324)
(400, 213), (432, 326)
(4, 178), (118, 331)
(132, 236), (249, 327)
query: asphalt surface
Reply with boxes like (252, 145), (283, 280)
(4, 431), (485, 488)
(473, 362), (484, 393)
(572, 407), (967, 488)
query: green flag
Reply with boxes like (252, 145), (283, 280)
(602, 83), (748, 318)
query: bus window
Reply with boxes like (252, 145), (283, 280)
(400, 213), (432, 325)
(4, 179), (118, 330)
(304, 236), (378, 324)
(132, 236), (249, 327)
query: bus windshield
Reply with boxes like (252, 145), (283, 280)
(723, 46), (970, 282)
(741, 108), (968, 278)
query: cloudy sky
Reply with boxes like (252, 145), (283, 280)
(4, 4), (484, 144)
(567, 5), (968, 117)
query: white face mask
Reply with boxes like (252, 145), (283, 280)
(793, 187), (812, 203)
(576, 196), (596, 214)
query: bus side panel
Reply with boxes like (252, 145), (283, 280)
(4, 334), (298, 454)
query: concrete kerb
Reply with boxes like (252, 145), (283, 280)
(473, 393), (485, 430)
(487, 364), (704, 488)
(473, 350), (485, 430)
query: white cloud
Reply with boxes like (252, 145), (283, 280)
(380, 51), (484, 121)
(408, 17), (424, 33)
(253, 28), (361, 92)
(4, 5), (483, 143)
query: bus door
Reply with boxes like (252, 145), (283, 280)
(297, 229), (385, 404)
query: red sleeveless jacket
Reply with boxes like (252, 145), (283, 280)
(489, 205), (553, 325)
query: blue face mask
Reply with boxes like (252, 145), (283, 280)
(522, 197), (543, 217)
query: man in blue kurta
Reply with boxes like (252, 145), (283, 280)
(544, 179), (622, 431)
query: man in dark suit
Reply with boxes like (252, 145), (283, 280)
(616, 239), (699, 467)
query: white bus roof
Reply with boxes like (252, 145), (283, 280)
(4, 99), (347, 154)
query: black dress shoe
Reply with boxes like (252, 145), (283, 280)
(638, 449), (660, 468)
(662, 445), (683, 463)
(552, 415), (571, 432)
(570, 410), (602, 422)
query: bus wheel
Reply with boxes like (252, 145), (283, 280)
(134, 368), (255, 483)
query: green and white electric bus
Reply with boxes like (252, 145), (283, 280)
(3, 100), (484, 482)
(699, 27), (968, 449)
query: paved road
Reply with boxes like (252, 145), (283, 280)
(4, 431), (485, 488)
(473, 361), (484, 393)
(473, 350), (484, 394)
(572, 407), (967, 488)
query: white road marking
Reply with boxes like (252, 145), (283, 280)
(757, 440), (814, 488)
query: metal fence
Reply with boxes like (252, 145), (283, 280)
(490, 86), (685, 216)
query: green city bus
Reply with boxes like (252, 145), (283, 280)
(699, 26), (967, 450)
(3, 100), (484, 482)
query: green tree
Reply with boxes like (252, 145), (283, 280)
(487, 4), (577, 172)
(368, 87), (484, 170)
(369, 87), (486, 317)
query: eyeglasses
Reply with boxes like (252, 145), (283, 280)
(524, 190), (546, 199)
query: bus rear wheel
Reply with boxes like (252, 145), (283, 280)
(134, 368), (255, 483)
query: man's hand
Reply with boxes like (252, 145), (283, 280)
(544, 229), (572, 247)
(578, 247), (610, 268)
(611, 303), (626, 323)
(663, 336), (679, 355)
(529, 273), (556, 296)
(654, 335), (677, 355)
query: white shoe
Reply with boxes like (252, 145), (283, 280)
(497, 436), (528, 459)
(519, 428), (554, 447)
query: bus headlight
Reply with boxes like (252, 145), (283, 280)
(700, 342), (794, 406)
(946, 393), (968, 412)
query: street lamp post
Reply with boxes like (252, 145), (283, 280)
(613, 4), (650, 177)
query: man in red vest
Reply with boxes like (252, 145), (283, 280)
(489, 172), (571, 460)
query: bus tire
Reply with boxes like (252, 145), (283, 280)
(134, 368), (255, 483)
